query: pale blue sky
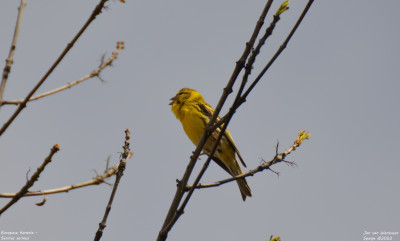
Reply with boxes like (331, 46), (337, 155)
(0, 0), (399, 241)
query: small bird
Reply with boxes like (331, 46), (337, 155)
(169, 88), (252, 201)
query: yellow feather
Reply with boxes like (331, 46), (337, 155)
(170, 88), (252, 201)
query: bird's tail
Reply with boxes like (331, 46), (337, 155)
(209, 154), (252, 201)
(236, 177), (252, 201)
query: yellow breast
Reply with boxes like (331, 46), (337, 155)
(178, 104), (207, 146)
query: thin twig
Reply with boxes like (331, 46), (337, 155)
(208, 7), (282, 135)
(237, 14), (281, 98)
(0, 0), (27, 106)
(186, 131), (310, 190)
(94, 129), (132, 241)
(158, 1), (314, 239)
(171, 3), (290, 221)
(210, 0), (313, 153)
(240, 0), (314, 104)
(0, 144), (60, 216)
(156, 2), (274, 241)
(163, 105), (238, 234)
(1, 42), (125, 106)
(0, 0), (111, 137)
(0, 163), (120, 198)
(215, 0), (313, 137)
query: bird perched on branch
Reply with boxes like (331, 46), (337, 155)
(169, 88), (252, 201)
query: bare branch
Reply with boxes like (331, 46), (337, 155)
(94, 129), (132, 241)
(157, 1), (314, 240)
(157, 2), (274, 241)
(0, 163), (120, 198)
(1, 42), (125, 106)
(163, 1), (307, 231)
(187, 130), (310, 190)
(0, 0), (112, 137)
(238, 13), (281, 97)
(0, 0), (27, 105)
(240, 0), (315, 103)
(162, 107), (239, 234)
(208, 13), (282, 134)
(0, 144), (60, 216)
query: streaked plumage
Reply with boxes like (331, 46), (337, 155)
(169, 88), (252, 201)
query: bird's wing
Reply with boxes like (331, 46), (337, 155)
(198, 102), (247, 168)
(222, 127), (247, 168)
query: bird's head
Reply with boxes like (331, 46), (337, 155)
(169, 88), (203, 106)
(170, 88), (204, 119)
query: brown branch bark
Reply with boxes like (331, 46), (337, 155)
(162, 1), (295, 235)
(94, 129), (132, 241)
(162, 102), (242, 235)
(208, 11), (282, 134)
(0, 0), (111, 137)
(157, 1), (314, 240)
(1, 42), (124, 106)
(213, 0), (314, 143)
(0, 0), (27, 106)
(240, 0), (314, 104)
(187, 131), (310, 190)
(217, 0), (314, 138)
(156, 1), (274, 241)
(0, 144), (60, 216)
(0, 163), (119, 198)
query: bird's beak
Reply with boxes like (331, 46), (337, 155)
(169, 96), (176, 105)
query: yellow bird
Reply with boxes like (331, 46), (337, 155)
(169, 88), (252, 201)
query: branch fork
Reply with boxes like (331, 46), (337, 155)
(157, 1), (314, 240)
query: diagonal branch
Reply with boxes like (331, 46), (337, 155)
(178, 3), (291, 214)
(0, 0), (113, 137)
(208, 8), (284, 135)
(240, 0), (314, 103)
(1, 42), (124, 106)
(162, 123), (229, 235)
(158, 1), (314, 240)
(212, 0), (313, 143)
(0, 144), (60, 216)
(156, 2), (274, 241)
(94, 129), (132, 241)
(0, 0), (27, 105)
(237, 13), (282, 97)
(187, 130), (310, 190)
(0, 163), (119, 198)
